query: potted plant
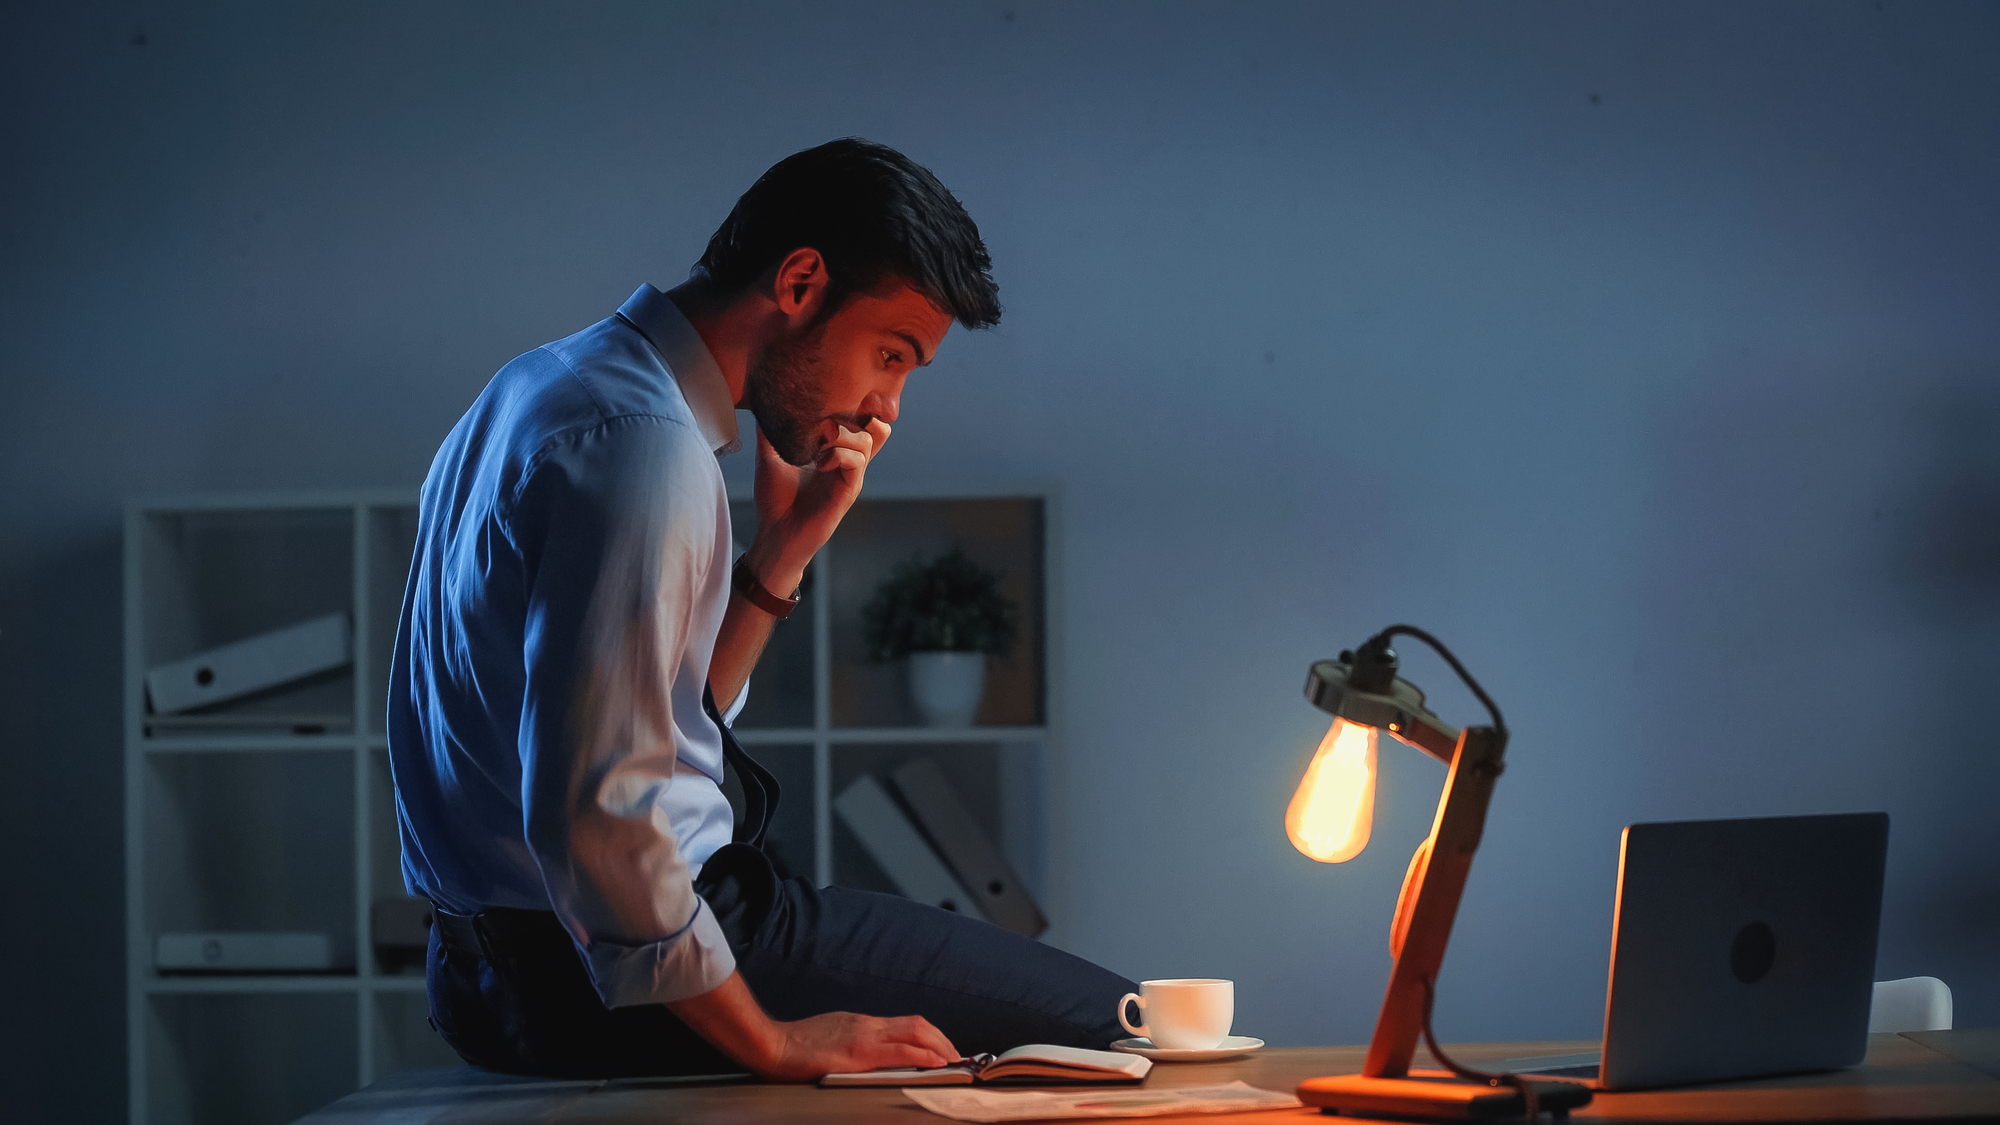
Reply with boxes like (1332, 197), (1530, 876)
(861, 547), (1019, 726)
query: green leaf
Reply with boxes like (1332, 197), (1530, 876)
(859, 547), (1020, 662)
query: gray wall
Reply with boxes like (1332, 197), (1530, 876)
(4, 2), (1996, 1119)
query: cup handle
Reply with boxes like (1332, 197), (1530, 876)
(1117, 992), (1148, 1039)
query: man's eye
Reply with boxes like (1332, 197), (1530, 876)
(882, 348), (903, 367)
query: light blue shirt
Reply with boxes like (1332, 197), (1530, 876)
(388, 284), (746, 1006)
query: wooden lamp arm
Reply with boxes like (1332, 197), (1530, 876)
(1365, 724), (1507, 1078)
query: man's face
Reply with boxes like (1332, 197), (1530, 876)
(746, 282), (953, 466)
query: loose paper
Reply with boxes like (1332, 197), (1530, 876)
(903, 1081), (1301, 1122)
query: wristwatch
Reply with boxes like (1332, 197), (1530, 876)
(732, 556), (801, 619)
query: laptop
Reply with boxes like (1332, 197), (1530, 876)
(1506, 811), (1888, 1091)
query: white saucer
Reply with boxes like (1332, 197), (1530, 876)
(1110, 1035), (1264, 1062)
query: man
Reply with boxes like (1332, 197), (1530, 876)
(387, 139), (1136, 1081)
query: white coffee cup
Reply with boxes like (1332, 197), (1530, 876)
(1116, 978), (1234, 1050)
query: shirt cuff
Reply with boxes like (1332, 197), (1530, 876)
(722, 678), (749, 725)
(580, 896), (738, 1007)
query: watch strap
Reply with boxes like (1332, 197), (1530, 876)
(732, 556), (801, 619)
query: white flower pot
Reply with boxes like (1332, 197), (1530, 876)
(908, 651), (986, 727)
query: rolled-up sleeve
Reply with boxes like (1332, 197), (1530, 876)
(508, 414), (737, 1006)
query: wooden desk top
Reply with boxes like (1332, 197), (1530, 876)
(298, 1032), (2000, 1124)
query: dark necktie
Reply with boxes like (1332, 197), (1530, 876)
(702, 685), (779, 850)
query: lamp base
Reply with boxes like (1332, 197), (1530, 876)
(1297, 1071), (1593, 1120)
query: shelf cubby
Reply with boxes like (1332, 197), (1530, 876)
(144, 991), (358, 1125)
(138, 506), (358, 741)
(142, 750), (357, 972)
(827, 497), (1045, 729)
(828, 740), (1047, 909)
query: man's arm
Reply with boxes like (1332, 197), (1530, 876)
(708, 420), (888, 704)
(707, 586), (782, 712)
(514, 422), (741, 1010)
(691, 418), (949, 1079)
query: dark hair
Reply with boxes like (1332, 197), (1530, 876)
(696, 138), (1001, 329)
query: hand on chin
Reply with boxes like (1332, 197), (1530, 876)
(749, 418), (889, 585)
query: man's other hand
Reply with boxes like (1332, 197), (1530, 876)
(760, 1010), (958, 1082)
(666, 969), (957, 1083)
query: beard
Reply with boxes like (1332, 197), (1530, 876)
(744, 320), (832, 467)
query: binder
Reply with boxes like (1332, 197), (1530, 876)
(890, 759), (1049, 938)
(835, 775), (986, 920)
(145, 612), (352, 714)
(155, 932), (336, 972)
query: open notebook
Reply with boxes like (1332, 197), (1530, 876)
(821, 1044), (1153, 1086)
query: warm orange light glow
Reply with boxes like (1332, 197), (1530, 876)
(1285, 718), (1378, 863)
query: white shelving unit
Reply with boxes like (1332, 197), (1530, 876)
(126, 489), (1054, 1125)
(124, 491), (441, 1125)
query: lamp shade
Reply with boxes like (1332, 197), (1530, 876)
(1304, 656), (1459, 763)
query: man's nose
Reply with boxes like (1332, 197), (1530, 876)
(866, 389), (900, 425)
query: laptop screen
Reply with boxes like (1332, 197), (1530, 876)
(1596, 811), (1888, 1090)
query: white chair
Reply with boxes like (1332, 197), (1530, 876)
(1869, 976), (1953, 1032)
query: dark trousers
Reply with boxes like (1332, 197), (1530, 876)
(427, 843), (1138, 1078)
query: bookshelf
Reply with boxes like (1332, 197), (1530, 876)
(125, 489), (1054, 1125)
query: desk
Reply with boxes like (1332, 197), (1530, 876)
(298, 1031), (2000, 1123)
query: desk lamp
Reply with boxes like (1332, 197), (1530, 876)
(1286, 625), (1590, 1120)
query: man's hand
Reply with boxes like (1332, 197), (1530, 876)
(760, 1010), (960, 1082)
(740, 419), (890, 596)
(709, 421), (887, 706)
(667, 971), (957, 1082)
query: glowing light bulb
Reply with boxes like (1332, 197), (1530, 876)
(1285, 717), (1378, 863)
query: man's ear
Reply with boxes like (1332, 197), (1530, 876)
(770, 247), (830, 324)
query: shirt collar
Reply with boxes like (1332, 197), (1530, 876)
(616, 283), (742, 456)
